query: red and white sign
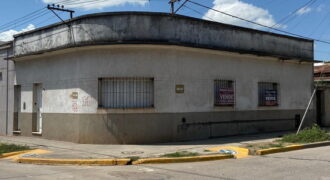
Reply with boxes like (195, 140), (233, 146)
(264, 90), (277, 106)
(216, 88), (235, 105)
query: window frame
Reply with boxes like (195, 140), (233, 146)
(258, 82), (279, 107)
(98, 77), (155, 109)
(214, 79), (235, 107)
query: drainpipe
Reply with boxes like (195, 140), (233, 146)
(5, 49), (9, 135)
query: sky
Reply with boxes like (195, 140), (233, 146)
(0, 0), (330, 61)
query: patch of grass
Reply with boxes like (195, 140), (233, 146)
(280, 124), (330, 143)
(245, 144), (254, 148)
(204, 150), (211, 152)
(258, 143), (284, 149)
(0, 143), (30, 154)
(126, 156), (140, 161)
(161, 151), (200, 158)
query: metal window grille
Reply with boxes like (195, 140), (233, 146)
(98, 77), (154, 108)
(258, 82), (278, 106)
(214, 80), (235, 106)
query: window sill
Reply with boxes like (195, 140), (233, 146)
(214, 105), (235, 110)
(13, 130), (21, 134)
(258, 105), (279, 107)
(214, 105), (235, 107)
(98, 107), (155, 110)
(97, 107), (156, 113)
(32, 132), (42, 136)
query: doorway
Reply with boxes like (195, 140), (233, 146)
(13, 85), (21, 132)
(316, 90), (324, 127)
(32, 83), (43, 134)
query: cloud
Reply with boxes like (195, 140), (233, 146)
(0, 24), (35, 42)
(296, 7), (312, 15)
(42, 0), (148, 10)
(203, 0), (282, 29)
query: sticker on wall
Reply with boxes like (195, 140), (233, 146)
(70, 92), (78, 99)
(176, 85), (184, 93)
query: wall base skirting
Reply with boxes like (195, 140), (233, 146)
(15, 109), (315, 144)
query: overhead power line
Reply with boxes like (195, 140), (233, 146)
(187, 0), (330, 45)
(174, 0), (190, 14)
(0, 10), (51, 32)
(0, 0), (74, 31)
(271, 0), (318, 28)
(0, 8), (46, 30)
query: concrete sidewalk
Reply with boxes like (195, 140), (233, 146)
(0, 131), (293, 160)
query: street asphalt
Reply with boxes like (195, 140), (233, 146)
(0, 146), (329, 180)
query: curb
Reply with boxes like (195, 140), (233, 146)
(256, 141), (330, 155)
(301, 141), (330, 149)
(132, 154), (234, 165)
(15, 158), (131, 166)
(0, 150), (35, 158)
(256, 145), (303, 155)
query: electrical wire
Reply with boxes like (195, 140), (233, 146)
(308, 4), (330, 37)
(0, 10), (50, 32)
(0, 0), (328, 58)
(181, 3), (330, 57)
(0, 8), (47, 30)
(182, 4), (215, 21)
(271, 0), (317, 28)
(61, 0), (150, 6)
(187, 0), (330, 45)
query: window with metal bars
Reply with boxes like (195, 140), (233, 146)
(98, 77), (154, 108)
(214, 80), (235, 106)
(258, 82), (278, 106)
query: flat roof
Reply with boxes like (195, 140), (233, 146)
(12, 11), (314, 61)
(14, 11), (313, 43)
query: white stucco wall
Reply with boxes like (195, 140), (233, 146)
(15, 45), (313, 114)
(0, 50), (15, 135)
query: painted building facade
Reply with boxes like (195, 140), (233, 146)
(314, 63), (330, 127)
(0, 42), (15, 136)
(1, 12), (315, 144)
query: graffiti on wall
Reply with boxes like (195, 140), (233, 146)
(81, 96), (91, 107)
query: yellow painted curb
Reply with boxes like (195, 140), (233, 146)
(132, 154), (234, 165)
(256, 145), (304, 155)
(15, 158), (130, 166)
(6, 149), (52, 160)
(206, 146), (250, 159)
(0, 150), (34, 158)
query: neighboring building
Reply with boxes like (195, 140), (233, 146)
(1, 12), (315, 144)
(0, 42), (14, 136)
(314, 63), (330, 127)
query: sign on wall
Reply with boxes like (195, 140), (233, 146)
(176, 85), (184, 93)
(70, 92), (78, 99)
(264, 89), (277, 106)
(216, 88), (235, 106)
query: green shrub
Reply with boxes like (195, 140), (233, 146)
(0, 143), (30, 154)
(281, 125), (330, 143)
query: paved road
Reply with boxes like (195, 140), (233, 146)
(0, 146), (329, 180)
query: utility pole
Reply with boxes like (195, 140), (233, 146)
(47, 4), (76, 45)
(169, 0), (180, 14)
(47, 4), (75, 19)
